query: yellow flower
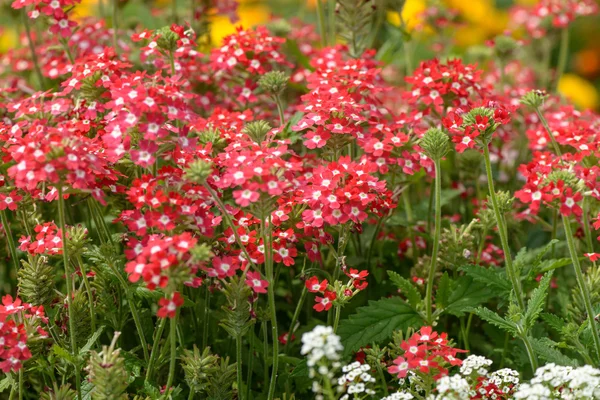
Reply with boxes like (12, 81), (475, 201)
(210, 5), (270, 45)
(72, 0), (99, 20)
(387, 0), (426, 31)
(558, 73), (599, 110)
(0, 29), (18, 53)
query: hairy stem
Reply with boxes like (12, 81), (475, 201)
(145, 316), (167, 383)
(164, 314), (178, 398)
(236, 335), (244, 400)
(0, 210), (19, 272)
(554, 27), (569, 93)
(425, 159), (442, 324)
(57, 187), (82, 400)
(22, 11), (45, 90)
(563, 215), (600, 363)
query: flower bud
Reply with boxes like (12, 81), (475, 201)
(156, 26), (179, 52)
(190, 243), (213, 263)
(487, 190), (514, 214)
(258, 71), (289, 97)
(184, 160), (213, 184)
(181, 345), (220, 395)
(419, 127), (450, 160)
(494, 35), (517, 60)
(86, 333), (129, 400)
(243, 120), (272, 144)
(520, 90), (548, 108)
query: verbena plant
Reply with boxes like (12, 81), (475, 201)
(1, 0), (600, 399)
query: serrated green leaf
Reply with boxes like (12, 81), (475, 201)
(443, 276), (495, 316)
(79, 325), (105, 356)
(436, 272), (451, 310)
(459, 265), (511, 296)
(525, 271), (553, 329)
(537, 258), (577, 274)
(0, 376), (13, 393)
(542, 313), (567, 334)
(290, 359), (308, 378)
(473, 307), (517, 334)
(530, 337), (578, 366)
(338, 297), (423, 356)
(52, 344), (76, 364)
(387, 271), (421, 307)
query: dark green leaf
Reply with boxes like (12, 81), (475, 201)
(290, 359), (308, 378)
(530, 337), (578, 366)
(473, 307), (517, 334)
(79, 326), (105, 356)
(436, 272), (451, 310)
(338, 297), (423, 356)
(443, 276), (495, 316)
(52, 344), (76, 364)
(542, 313), (567, 334)
(459, 265), (511, 296)
(525, 271), (553, 329)
(387, 271), (421, 307)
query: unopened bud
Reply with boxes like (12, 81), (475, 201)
(520, 89), (548, 108)
(184, 160), (213, 184)
(258, 71), (289, 97)
(243, 120), (272, 144)
(419, 127), (450, 160)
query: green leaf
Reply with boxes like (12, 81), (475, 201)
(0, 376), (13, 393)
(459, 265), (511, 296)
(436, 272), (451, 310)
(473, 307), (517, 334)
(290, 359), (308, 378)
(525, 271), (553, 329)
(443, 276), (495, 316)
(387, 271), (421, 307)
(542, 313), (567, 334)
(530, 337), (578, 366)
(52, 344), (76, 364)
(79, 325), (105, 356)
(338, 297), (423, 356)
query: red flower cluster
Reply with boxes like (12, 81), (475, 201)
(511, 0), (598, 38)
(305, 268), (369, 312)
(18, 221), (64, 255)
(0, 295), (48, 373)
(388, 326), (464, 380)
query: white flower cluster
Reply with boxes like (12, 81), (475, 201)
(380, 392), (414, 400)
(488, 368), (520, 393)
(338, 361), (377, 399)
(428, 374), (471, 400)
(514, 363), (600, 399)
(459, 355), (494, 377)
(301, 325), (344, 369)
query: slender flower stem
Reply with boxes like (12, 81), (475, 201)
(112, 0), (119, 54)
(202, 284), (211, 350)
(236, 335), (244, 400)
(554, 27), (569, 93)
(375, 359), (389, 396)
(562, 215), (600, 363)
(263, 214), (279, 400)
(534, 108), (563, 158)
(316, 0), (327, 47)
(332, 305), (341, 333)
(75, 255), (97, 333)
(164, 314), (178, 398)
(145, 316), (167, 383)
(482, 145), (525, 311)
(425, 159), (442, 324)
(18, 369), (23, 400)
(21, 11), (45, 90)
(57, 187), (82, 400)
(274, 95), (285, 127)
(402, 189), (419, 259)
(327, 0), (336, 46)
(0, 210), (19, 272)
(583, 197), (597, 265)
(245, 329), (255, 400)
(284, 286), (307, 353)
(521, 334), (539, 371)
(105, 259), (149, 361)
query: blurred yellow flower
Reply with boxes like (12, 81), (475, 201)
(210, 5), (271, 45)
(0, 29), (18, 53)
(558, 73), (599, 110)
(72, 0), (99, 20)
(387, 0), (426, 31)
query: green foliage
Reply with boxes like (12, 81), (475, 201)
(17, 255), (56, 306)
(181, 346), (220, 395)
(86, 334), (129, 400)
(387, 270), (421, 307)
(524, 271), (553, 329)
(460, 264), (511, 296)
(473, 307), (517, 335)
(336, 0), (375, 58)
(442, 276), (495, 317)
(337, 297), (422, 356)
(219, 277), (255, 339)
(530, 337), (579, 366)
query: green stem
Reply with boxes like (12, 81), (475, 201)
(112, 0), (119, 54)
(18, 369), (23, 400)
(245, 329), (255, 400)
(261, 321), (269, 393)
(551, 209), (558, 258)
(425, 159), (442, 324)
(554, 27), (569, 93)
(284, 286), (308, 353)
(264, 216), (279, 400)
(75, 255), (97, 333)
(521, 334), (539, 372)
(475, 228), (488, 265)
(88, 198), (114, 245)
(236, 335), (244, 400)
(145, 316), (167, 383)
(332, 305), (341, 333)
(375, 360), (389, 396)
(202, 284), (210, 350)
(403, 189), (419, 259)
(164, 315), (178, 398)
(327, 0), (336, 46)
(562, 215), (600, 363)
(274, 95), (285, 127)
(316, 0), (327, 47)
(534, 108), (563, 158)
(0, 210), (19, 272)
(105, 261), (149, 361)
(483, 145), (525, 311)
(57, 187), (82, 400)
(583, 197), (597, 264)
(22, 11), (45, 90)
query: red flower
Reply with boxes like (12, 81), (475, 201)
(245, 271), (269, 294)
(305, 276), (328, 293)
(388, 356), (410, 378)
(157, 292), (184, 319)
(313, 290), (336, 312)
(0, 190), (22, 211)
